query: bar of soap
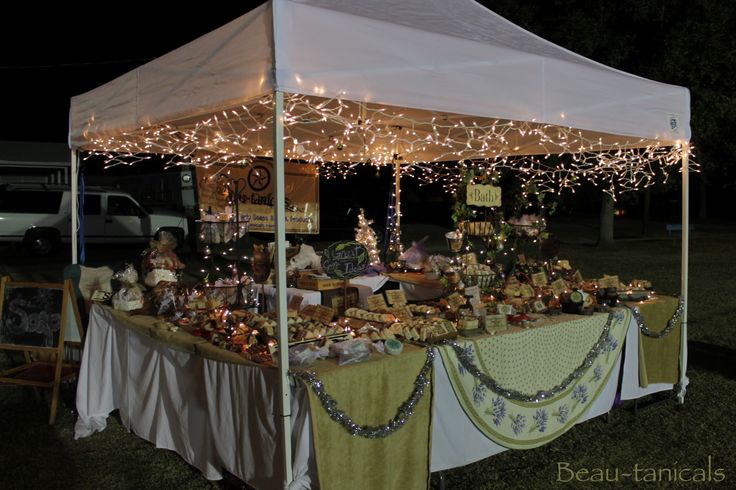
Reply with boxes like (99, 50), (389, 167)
(459, 318), (479, 330)
(385, 339), (403, 355)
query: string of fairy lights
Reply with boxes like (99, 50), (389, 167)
(82, 92), (695, 198)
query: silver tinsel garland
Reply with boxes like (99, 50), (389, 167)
(442, 311), (619, 403)
(292, 348), (434, 438)
(628, 296), (684, 339)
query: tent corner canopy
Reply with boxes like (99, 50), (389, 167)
(68, 1), (275, 150)
(274, 0), (690, 144)
(69, 0), (690, 152)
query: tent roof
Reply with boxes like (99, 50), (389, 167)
(69, 0), (690, 155)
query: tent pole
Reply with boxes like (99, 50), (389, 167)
(70, 150), (79, 265)
(273, 90), (293, 486)
(394, 159), (401, 232)
(677, 143), (690, 404)
(393, 159), (402, 251)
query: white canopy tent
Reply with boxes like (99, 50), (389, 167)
(69, 0), (691, 486)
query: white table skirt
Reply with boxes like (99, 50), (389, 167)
(75, 307), (671, 487)
(75, 305), (316, 489)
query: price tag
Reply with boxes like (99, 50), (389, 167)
(366, 294), (389, 311)
(313, 305), (337, 324)
(532, 300), (547, 312)
(464, 285), (481, 302)
(598, 275), (619, 289)
(446, 292), (466, 311)
(385, 289), (408, 306)
(288, 294), (304, 311)
(531, 271), (548, 287)
(551, 278), (568, 297)
(390, 306), (413, 323)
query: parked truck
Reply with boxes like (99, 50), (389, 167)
(0, 183), (189, 255)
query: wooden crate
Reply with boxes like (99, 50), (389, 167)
(321, 287), (359, 314)
(296, 276), (346, 291)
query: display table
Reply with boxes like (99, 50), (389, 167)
(75, 301), (677, 488)
(75, 305), (317, 489)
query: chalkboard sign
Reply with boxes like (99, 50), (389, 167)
(0, 277), (83, 424)
(321, 241), (370, 279)
(0, 284), (63, 347)
(0, 278), (82, 351)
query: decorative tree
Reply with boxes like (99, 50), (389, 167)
(355, 209), (381, 266)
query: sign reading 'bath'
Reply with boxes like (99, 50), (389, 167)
(466, 184), (501, 207)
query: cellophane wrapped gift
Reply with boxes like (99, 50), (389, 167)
(112, 264), (145, 311)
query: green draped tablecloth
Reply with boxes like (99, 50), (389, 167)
(634, 295), (682, 386)
(438, 309), (630, 449)
(302, 344), (432, 490)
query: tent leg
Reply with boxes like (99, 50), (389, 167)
(394, 159), (401, 233)
(676, 143), (690, 404)
(70, 150), (79, 265)
(273, 90), (293, 487)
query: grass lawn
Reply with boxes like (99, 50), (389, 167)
(1, 220), (734, 489)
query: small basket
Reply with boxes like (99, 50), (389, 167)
(463, 273), (494, 289)
(461, 221), (494, 237)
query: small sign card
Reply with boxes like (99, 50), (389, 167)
(91, 290), (112, 302)
(497, 303), (515, 315)
(464, 285), (481, 303)
(531, 271), (548, 287)
(598, 275), (620, 289)
(532, 300), (547, 313)
(466, 184), (502, 207)
(366, 293), (389, 311)
(385, 289), (408, 306)
(551, 278), (568, 297)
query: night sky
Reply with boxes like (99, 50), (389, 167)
(1, 1), (266, 143)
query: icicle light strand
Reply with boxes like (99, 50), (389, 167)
(81, 93), (696, 197)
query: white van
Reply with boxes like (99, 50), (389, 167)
(0, 184), (189, 255)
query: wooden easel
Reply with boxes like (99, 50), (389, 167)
(0, 276), (83, 424)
